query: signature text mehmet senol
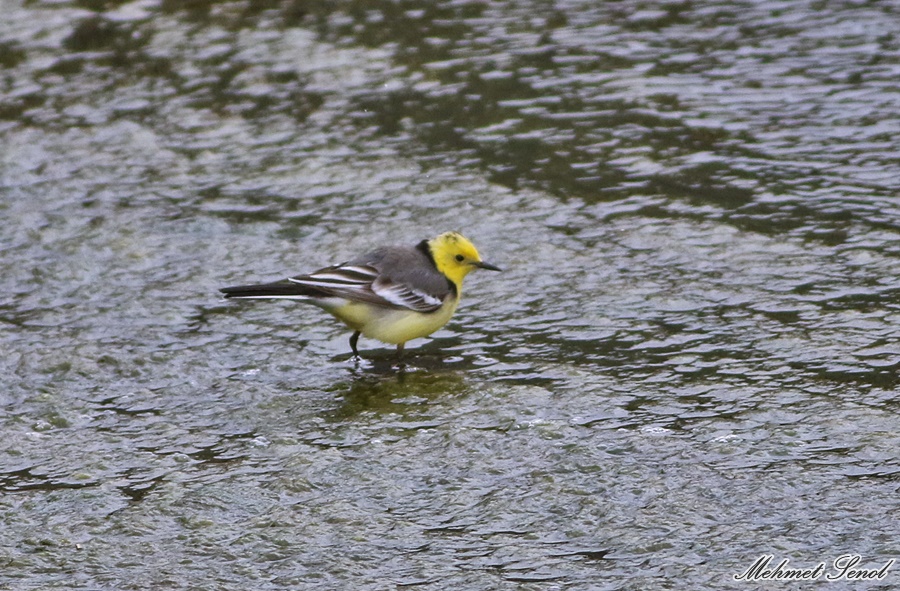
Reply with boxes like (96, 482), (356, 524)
(734, 555), (894, 582)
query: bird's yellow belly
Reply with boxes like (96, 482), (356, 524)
(332, 298), (459, 345)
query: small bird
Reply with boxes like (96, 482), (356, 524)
(220, 232), (501, 358)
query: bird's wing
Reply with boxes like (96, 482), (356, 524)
(288, 264), (445, 312)
(370, 275), (445, 312)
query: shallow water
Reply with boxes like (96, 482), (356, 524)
(1, 1), (899, 589)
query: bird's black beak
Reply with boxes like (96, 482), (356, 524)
(474, 260), (502, 272)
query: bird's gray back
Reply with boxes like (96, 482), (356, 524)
(350, 246), (453, 299)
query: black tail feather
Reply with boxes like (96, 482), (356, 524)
(220, 281), (327, 299)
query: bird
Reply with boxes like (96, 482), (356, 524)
(220, 231), (501, 358)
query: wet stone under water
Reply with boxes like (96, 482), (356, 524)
(1, 1), (899, 589)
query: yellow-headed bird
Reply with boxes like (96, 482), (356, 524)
(220, 232), (500, 357)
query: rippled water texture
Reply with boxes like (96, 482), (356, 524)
(2, 1), (899, 589)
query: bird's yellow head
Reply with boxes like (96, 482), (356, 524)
(427, 231), (501, 289)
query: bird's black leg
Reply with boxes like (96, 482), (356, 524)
(350, 331), (361, 358)
(396, 342), (405, 360)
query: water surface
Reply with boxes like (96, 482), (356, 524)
(1, 1), (898, 589)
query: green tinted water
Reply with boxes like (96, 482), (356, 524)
(2, 1), (898, 589)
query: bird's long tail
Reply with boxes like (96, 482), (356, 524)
(220, 281), (327, 299)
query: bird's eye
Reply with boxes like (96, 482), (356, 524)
(455, 254), (465, 262)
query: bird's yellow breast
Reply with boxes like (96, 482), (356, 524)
(330, 296), (460, 345)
